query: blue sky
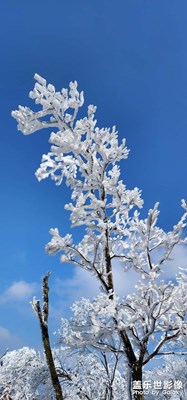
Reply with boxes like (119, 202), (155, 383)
(1, 0), (187, 353)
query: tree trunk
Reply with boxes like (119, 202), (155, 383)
(33, 273), (64, 400)
(40, 322), (64, 400)
(132, 363), (144, 400)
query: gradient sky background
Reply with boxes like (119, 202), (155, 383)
(1, 0), (187, 355)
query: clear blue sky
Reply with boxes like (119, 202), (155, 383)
(0, 0), (187, 352)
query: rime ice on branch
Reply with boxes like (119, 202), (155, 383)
(12, 74), (187, 400)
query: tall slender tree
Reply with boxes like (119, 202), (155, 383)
(12, 74), (187, 400)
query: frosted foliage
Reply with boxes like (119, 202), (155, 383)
(0, 347), (55, 399)
(57, 268), (187, 361)
(145, 356), (187, 399)
(61, 353), (127, 400)
(12, 75), (143, 270)
(57, 294), (117, 350)
(0, 348), (127, 400)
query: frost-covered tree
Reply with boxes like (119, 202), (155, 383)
(12, 74), (187, 400)
(0, 347), (53, 399)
